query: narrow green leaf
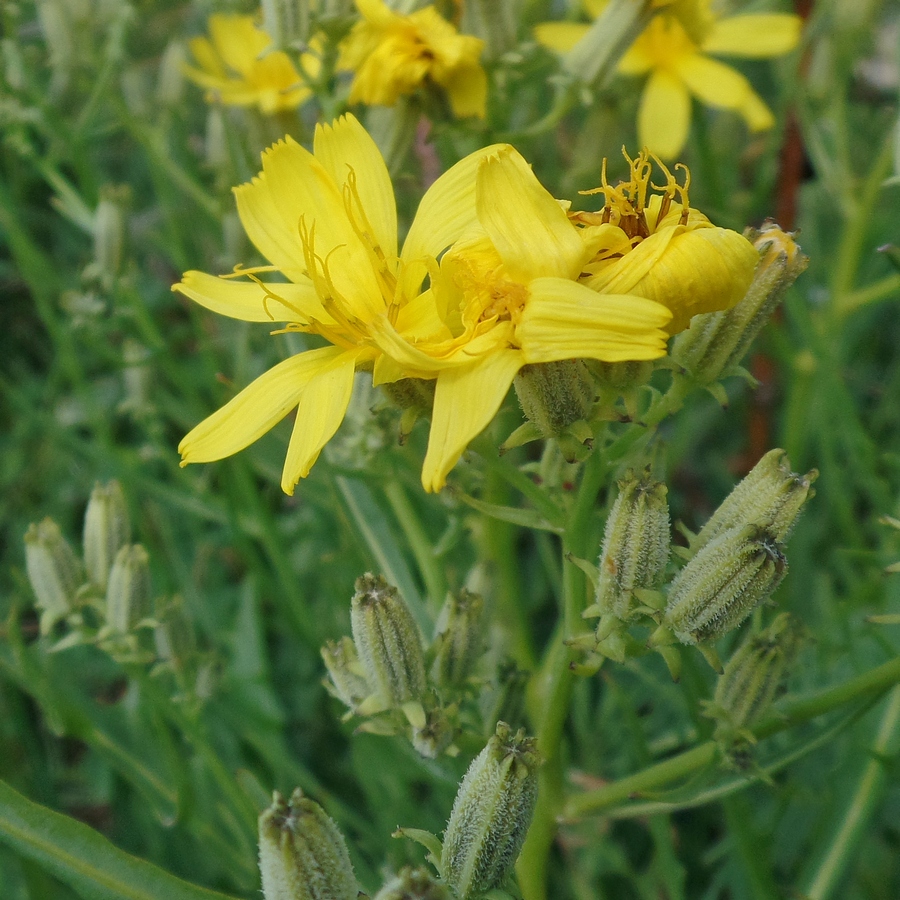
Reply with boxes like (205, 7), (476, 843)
(456, 492), (564, 535)
(0, 779), (241, 900)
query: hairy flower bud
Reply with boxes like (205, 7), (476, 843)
(105, 544), (152, 633)
(350, 574), (426, 709)
(411, 706), (456, 760)
(83, 480), (131, 592)
(479, 661), (529, 737)
(442, 722), (540, 899)
(431, 589), (485, 687)
(693, 449), (816, 553)
(665, 525), (787, 645)
(25, 519), (82, 633)
(594, 469), (670, 622)
(153, 596), (196, 673)
(709, 613), (804, 744)
(514, 360), (595, 439)
(374, 866), (451, 900)
(258, 789), (358, 900)
(381, 377), (436, 442)
(672, 223), (808, 382)
(321, 636), (370, 712)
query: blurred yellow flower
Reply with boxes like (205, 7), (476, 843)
(339, 0), (487, 118)
(174, 116), (676, 494)
(570, 149), (759, 334)
(184, 14), (319, 114)
(535, 0), (802, 158)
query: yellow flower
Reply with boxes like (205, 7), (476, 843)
(174, 116), (675, 494)
(184, 14), (320, 114)
(339, 0), (487, 118)
(536, 0), (802, 158)
(569, 149), (759, 334)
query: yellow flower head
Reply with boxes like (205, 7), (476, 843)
(339, 0), (487, 119)
(174, 116), (678, 495)
(184, 14), (320, 114)
(536, 0), (802, 158)
(569, 148), (759, 333)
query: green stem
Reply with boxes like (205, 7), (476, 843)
(383, 480), (447, 615)
(564, 655), (900, 819)
(517, 451), (607, 900)
(837, 272), (900, 317)
(799, 684), (900, 900)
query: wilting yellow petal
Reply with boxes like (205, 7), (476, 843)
(517, 278), (671, 363)
(675, 52), (754, 114)
(421, 349), (524, 492)
(209, 15), (270, 75)
(702, 14), (801, 58)
(281, 351), (359, 494)
(174, 271), (329, 323)
(179, 347), (349, 465)
(637, 69), (692, 160)
(476, 148), (587, 282)
(533, 22), (591, 54)
(313, 115), (398, 261)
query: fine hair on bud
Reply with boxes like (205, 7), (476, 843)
(258, 789), (358, 900)
(83, 479), (131, 592)
(665, 525), (787, 645)
(595, 469), (670, 621)
(514, 359), (595, 437)
(321, 636), (370, 712)
(442, 721), (540, 899)
(692, 449), (817, 553)
(431, 589), (485, 687)
(350, 573), (426, 708)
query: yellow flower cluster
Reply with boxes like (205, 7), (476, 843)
(175, 116), (757, 493)
(184, 14), (320, 114)
(536, 0), (802, 158)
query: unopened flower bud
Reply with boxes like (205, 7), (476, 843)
(665, 525), (787, 645)
(153, 596), (196, 672)
(92, 187), (128, 286)
(709, 613), (804, 743)
(374, 866), (451, 900)
(25, 519), (82, 633)
(411, 705), (456, 759)
(514, 360), (595, 438)
(442, 722), (540, 899)
(431, 589), (485, 687)
(693, 449), (816, 553)
(83, 480), (131, 592)
(672, 223), (808, 382)
(156, 40), (187, 107)
(258, 789), (358, 900)
(479, 660), (529, 737)
(350, 574), (426, 709)
(594, 469), (670, 623)
(321, 636), (370, 712)
(381, 377), (436, 442)
(105, 544), (152, 633)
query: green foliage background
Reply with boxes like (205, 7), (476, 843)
(1, 0), (900, 898)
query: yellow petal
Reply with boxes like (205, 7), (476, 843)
(209, 15), (270, 76)
(584, 0), (608, 17)
(313, 114), (398, 261)
(355, 0), (397, 28)
(281, 351), (359, 494)
(533, 23), (591, 54)
(517, 278), (671, 363)
(702, 15), (801, 58)
(188, 36), (226, 77)
(173, 270), (330, 323)
(441, 61), (488, 119)
(476, 148), (586, 281)
(637, 69), (692, 160)
(236, 137), (384, 319)
(618, 41), (654, 75)
(421, 350), (524, 492)
(675, 52), (753, 113)
(399, 143), (508, 294)
(739, 88), (775, 132)
(179, 347), (349, 465)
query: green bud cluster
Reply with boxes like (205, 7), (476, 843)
(324, 578), (503, 757)
(258, 789), (358, 900)
(672, 222), (809, 384)
(664, 525), (787, 645)
(691, 449), (817, 554)
(441, 722), (540, 899)
(705, 613), (805, 763)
